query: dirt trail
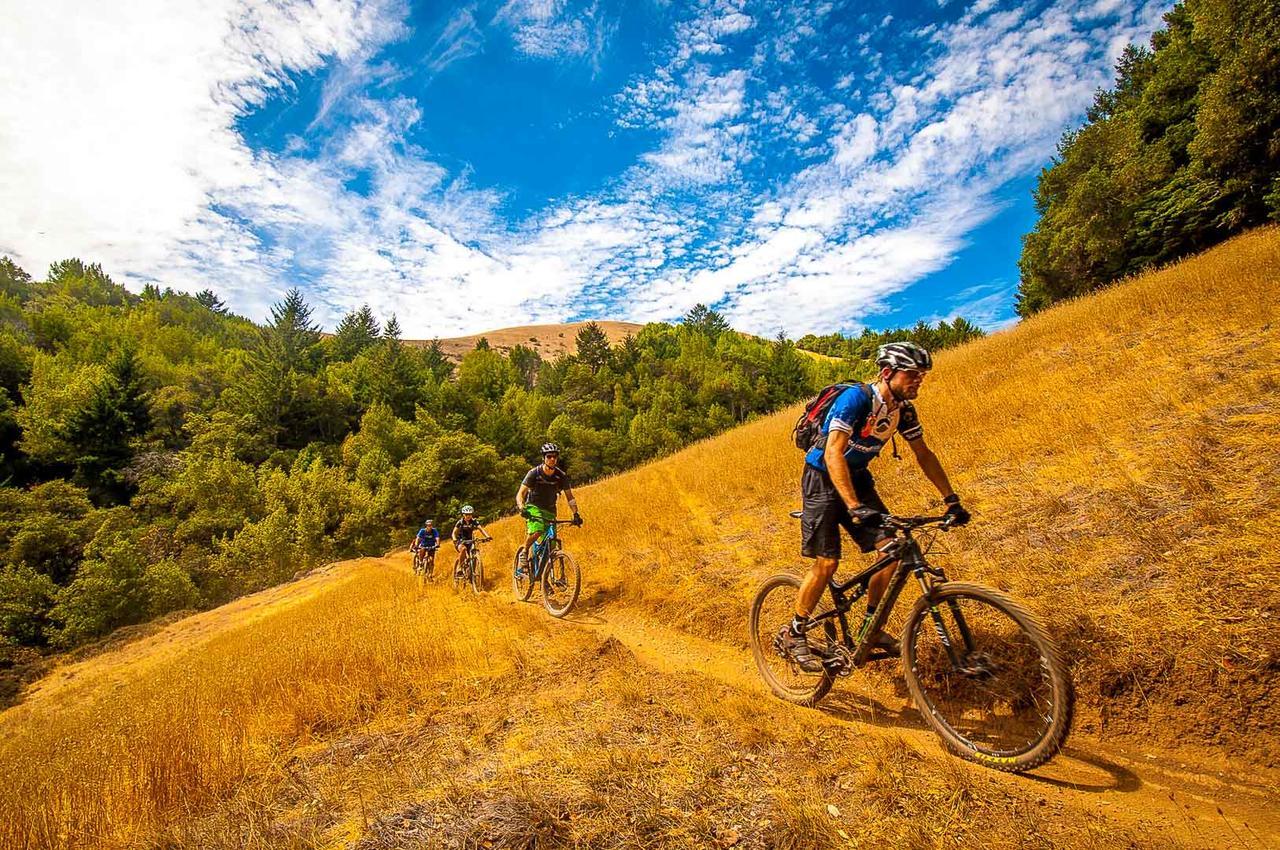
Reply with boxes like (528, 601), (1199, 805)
(11, 554), (1276, 849)
(557, 608), (1279, 849)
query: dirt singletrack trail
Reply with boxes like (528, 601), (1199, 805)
(392, 552), (1279, 848)
(559, 606), (1279, 849)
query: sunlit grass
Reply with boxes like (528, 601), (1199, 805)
(483, 225), (1280, 753)
(2, 228), (1277, 849)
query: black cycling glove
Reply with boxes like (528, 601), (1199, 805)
(572, 512), (583, 527)
(520, 506), (534, 519)
(848, 505), (882, 526)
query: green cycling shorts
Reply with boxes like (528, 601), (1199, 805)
(525, 505), (553, 535)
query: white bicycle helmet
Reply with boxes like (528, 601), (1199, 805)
(460, 504), (474, 515)
(875, 341), (933, 371)
(541, 442), (560, 455)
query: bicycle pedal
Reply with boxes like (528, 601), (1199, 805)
(864, 650), (897, 662)
(822, 656), (853, 678)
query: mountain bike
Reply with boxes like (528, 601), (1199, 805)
(749, 511), (1074, 772)
(412, 546), (436, 585)
(453, 538), (489, 594)
(512, 519), (581, 617)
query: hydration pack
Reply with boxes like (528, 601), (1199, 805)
(791, 382), (870, 452)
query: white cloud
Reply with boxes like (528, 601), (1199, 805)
(0, 0), (1173, 341)
(0, 0), (409, 320)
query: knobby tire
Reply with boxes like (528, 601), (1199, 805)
(901, 582), (1074, 772)
(749, 573), (834, 706)
(541, 550), (580, 618)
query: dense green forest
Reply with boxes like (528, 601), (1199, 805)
(796, 317), (985, 362)
(0, 257), (849, 653)
(1017, 0), (1280, 315)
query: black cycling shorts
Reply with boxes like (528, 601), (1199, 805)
(800, 464), (891, 559)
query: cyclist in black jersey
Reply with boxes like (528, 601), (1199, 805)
(516, 443), (581, 571)
(451, 504), (491, 578)
(783, 342), (972, 672)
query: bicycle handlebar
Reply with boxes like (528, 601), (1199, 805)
(787, 509), (956, 531)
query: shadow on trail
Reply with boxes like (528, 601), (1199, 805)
(820, 691), (1139, 794)
(818, 689), (931, 734)
(1022, 747), (1142, 793)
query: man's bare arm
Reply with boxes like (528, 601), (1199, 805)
(516, 484), (530, 511)
(908, 437), (955, 501)
(563, 486), (579, 513)
(823, 430), (861, 511)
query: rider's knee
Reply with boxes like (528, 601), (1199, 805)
(814, 556), (839, 579)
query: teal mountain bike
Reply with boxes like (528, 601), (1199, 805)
(513, 518), (581, 617)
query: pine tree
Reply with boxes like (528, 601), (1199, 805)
(195, 289), (228, 314)
(684, 303), (731, 339)
(383, 314), (402, 342)
(575, 322), (611, 373)
(330, 305), (381, 362)
(235, 289), (323, 447)
(66, 348), (151, 503)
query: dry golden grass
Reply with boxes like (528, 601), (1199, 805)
(3, 229), (1278, 849)
(1, 558), (1175, 850)
(479, 226), (1280, 761)
(414, 320), (645, 361)
(0, 558), (582, 850)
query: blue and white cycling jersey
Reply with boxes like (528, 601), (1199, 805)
(414, 527), (439, 549)
(804, 383), (924, 474)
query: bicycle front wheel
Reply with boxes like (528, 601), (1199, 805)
(513, 550), (534, 601)
(541, 551), (580, 617)
(452, 554), (465, 592)
(471, 552), (484, 593)
(902, 582), (1074, 772)
(748, 573), (834, 706)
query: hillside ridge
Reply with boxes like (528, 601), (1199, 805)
(3, 227), (1278, 849)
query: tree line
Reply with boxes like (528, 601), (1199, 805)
(1017, 0), (1280, 315)
(796, 318), (985, 364)
(0, 257), (843, 654)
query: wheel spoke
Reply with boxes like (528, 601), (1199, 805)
(909, 594), (1057, 758)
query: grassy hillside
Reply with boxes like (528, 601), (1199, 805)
(416, 320), (645, 361)
(541, 225), (1280, 763)
(2, 228), (1278, 849)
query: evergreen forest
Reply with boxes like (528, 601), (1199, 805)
(1017, 0), (1280, 314)
(0, 256), (974, 658)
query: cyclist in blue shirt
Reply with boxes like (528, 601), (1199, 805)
(782, 342), (971, 672)
(410, 520), (439, 574)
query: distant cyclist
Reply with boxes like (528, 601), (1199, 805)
(783, 342), (971, 672)
(451, 505), (491, 577)
(410, 519), (439, 574)
(515, 443), (581, 574)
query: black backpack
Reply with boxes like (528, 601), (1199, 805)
(792, 382), (870, 451)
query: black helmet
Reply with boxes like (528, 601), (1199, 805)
(541, 442), (560, 455)
(875, 342), (933, 372)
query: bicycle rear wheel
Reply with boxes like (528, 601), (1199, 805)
(748, 573), (835, 706)
(541, 551), (580, 617)
(452, 553), (466, 592)
(513, 549), (534, 601)
(471, 551), (484, 593)
(902, 582), (1074, 772)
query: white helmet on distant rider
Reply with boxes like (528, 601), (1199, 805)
(875, 341), (933, 372)
(541, 442), (560, 456)
(461, 505), (474, 516)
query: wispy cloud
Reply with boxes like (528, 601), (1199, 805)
(0, 0), (1172, 339)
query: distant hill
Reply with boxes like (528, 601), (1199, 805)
(409, 320), (645, 361)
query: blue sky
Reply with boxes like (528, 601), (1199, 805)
(1, 0), (1168, 337)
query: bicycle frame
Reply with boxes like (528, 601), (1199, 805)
(528, 521), (563, 579)
(804, 523), (971, 668)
